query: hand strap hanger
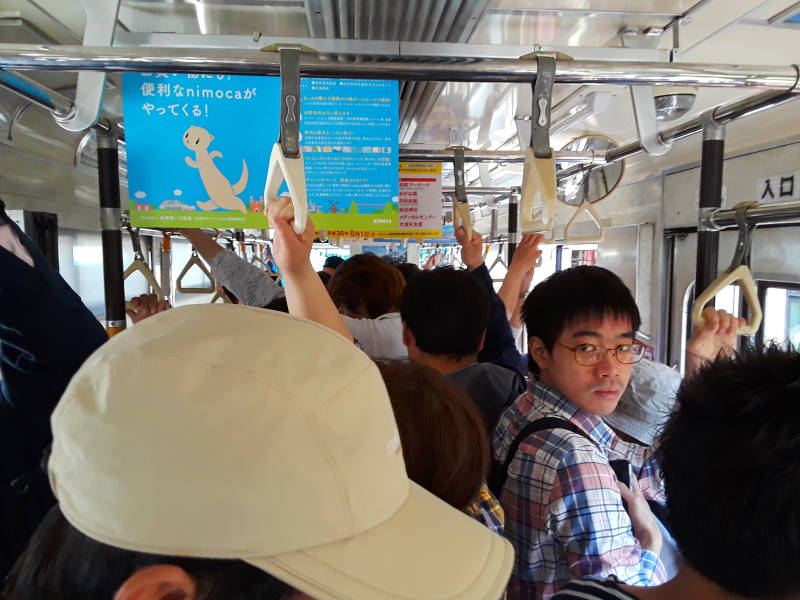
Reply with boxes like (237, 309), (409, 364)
(123, 226), (164, 298)
(691, 202), (763, 336)
(449, 146), (472, 237)
(488, 242), (508, 278)
(521, 54), (557, 233)
(176, 248), (216, 294)
(265, 47), (308, 235)
(250, 241), (269, 270)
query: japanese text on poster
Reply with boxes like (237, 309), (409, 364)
(122, 73), (398, 230)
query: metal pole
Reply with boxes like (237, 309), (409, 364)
(0, 44), (797, 88)
(442, 186), (514, 196)
(694, 113), (726, 304)
(507, 188), (519, 264)
(702, 200), (800, 229)
(97, 124), (126, 336)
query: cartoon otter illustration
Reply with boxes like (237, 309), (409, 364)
(183, 125), (248, 213)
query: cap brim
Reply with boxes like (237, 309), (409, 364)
(249, 482), (514, 600)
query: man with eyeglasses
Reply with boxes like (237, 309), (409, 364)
(492, 265), (742, 600)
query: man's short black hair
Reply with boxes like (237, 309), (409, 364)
(657, 344), (800, 599)
(400, 267), (489, 359)
(522, 266), (640, 375)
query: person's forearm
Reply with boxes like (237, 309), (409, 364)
(497, 267), (526, 320)
(180, 228), (223, 264)
(283, 265), (354, 342)
(510, 295), (526, 329)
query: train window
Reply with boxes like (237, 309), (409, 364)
(759, 282), (800, 348)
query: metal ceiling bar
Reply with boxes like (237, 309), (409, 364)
(442, 186), (513, 196)
(768, 0), (800, 24)
(701, 201), (800, 229)
(399, 149), (605, 164)
(0, 67), (114, 134)
(113, 32), (669, 61)
(0, 44), (795, 89)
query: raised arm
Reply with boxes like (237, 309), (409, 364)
(497, 233), (543, 320)
(269, 199), (354, 342)
(685, 307), (745, 378)
(180, 228), (284, 307)
(456, 226), (524, 379)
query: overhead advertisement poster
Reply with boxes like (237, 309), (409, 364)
(122, 73), (398, 231)
(363, 162), (443, 241)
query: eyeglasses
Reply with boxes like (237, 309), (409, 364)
(556, 341), (645, 366)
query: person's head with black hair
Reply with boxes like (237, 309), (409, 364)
(655, 344), (800, 600)
(4, 506), (297, 600)
(522, 265), (641, 416)
(395, 262), (421, 284)
(400, 266), (490, 374)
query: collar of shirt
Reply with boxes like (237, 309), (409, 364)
(527, 379), (617, 451)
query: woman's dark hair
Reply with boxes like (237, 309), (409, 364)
(656, 344), (800, 599)
(327, 254), (405, 318)
(522, 266), (640, 375)
(3, 506), (293, 600)
(376, 361), (488, 510)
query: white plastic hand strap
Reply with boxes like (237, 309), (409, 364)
(520, 146), (556, 233)
(176, 251), (216, 294)
(265, 142), (308, 235)
(564, 201), (605, 243)
(452, 197), (472, 238)
(210, 288), (232, 304)
(124, 261), (164, 300)
(690, 265), (762, 336)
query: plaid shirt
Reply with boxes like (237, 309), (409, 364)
(465, 483), (505, 535)
(493, 380), (666, 600)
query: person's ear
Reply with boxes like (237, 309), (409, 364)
(476, 329), (487, 353)
(113, 565), (197, 600)
(529, 336), (550, 372)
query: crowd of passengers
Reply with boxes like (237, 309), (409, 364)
(1, 194), (799, 600)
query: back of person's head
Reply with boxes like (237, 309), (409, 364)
(4, 506), (291, 600)
(522, 266), (640, 375)
(657, 344), (800, 598)
(8, 305), (512, 600)
(395, 262), (421, 284)
(377, 361), (488, 510)
(400, 267), (490, 359)
(327, 254), (405, 318)
(317, 270), (332, 286)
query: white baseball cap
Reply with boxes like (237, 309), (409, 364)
(49, 304), (513, 600)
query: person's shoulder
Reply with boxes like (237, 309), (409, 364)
(554, 577), (640, 600)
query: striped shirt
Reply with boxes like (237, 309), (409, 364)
(493, 381), (666, 599)
(553, 577), (640, 599)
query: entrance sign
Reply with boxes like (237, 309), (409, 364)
(122, 73), (398, 230)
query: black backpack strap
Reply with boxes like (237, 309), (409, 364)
(490, 417), (597, 496)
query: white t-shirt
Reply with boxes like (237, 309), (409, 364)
(0, 225), (34, 267)
(341, 312), (407, 360)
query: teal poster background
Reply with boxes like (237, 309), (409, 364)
(122, 73), (399, 231)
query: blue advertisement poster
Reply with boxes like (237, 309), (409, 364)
(122, 73), (398, 230)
